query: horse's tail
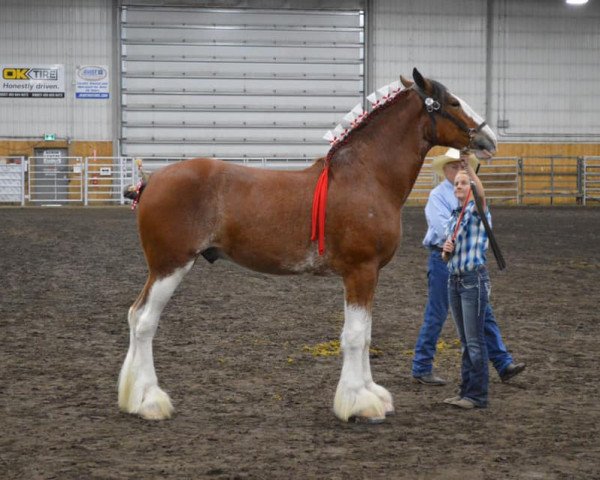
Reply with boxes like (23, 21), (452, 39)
(123, 158), (150, 204)
(123, 181), (146, 200)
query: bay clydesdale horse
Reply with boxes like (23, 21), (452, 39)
(119, 68), (497, 423)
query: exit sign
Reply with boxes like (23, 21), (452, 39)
(43, 133), (56, 141)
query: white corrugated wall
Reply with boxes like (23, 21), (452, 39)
(1, 0), (599, 145)
(119, 6), (364, 159)
(0, 0), (113, 140)
(493, 0), (600, 139)
(370, 0), (488, 121)
(370, 0), (600, 142)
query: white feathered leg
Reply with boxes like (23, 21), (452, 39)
(362, 313), (394, 416)
(118, 262), (193, 420)
(333, 303), (386, 422)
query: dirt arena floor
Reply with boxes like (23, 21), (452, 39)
(1, 205), (599, 479)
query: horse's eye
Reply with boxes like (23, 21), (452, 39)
(449, 100), (460, 108)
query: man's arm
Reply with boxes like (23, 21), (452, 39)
(425, 192), (453, 243)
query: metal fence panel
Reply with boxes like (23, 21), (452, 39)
(477, 157), (519, 205)
(84, 157), (135, 206)
(519, 156), (581, 205)
(27, 157), (83, 204)
(0, 158), (25, 205)
(0, 154), (595, 206)
(411, 157), (519, 206)
(583, 156), (600, 206)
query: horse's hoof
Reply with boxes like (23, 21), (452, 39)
(139, 407), (172, 421)
(349, 415), (386, 424)
(138, 387), (174, 420)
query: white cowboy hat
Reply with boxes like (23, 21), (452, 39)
(432, 148), (479, 177)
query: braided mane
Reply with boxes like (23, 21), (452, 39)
(323, 77), (453, 165)
(324, 87), (412, 165)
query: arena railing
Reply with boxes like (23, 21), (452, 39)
(27, 156), (84, 205)
(408, 156), (520, 206)
(582, 156), (600, 206)
(0, 157), (26, 206)
(518, 156), (583, 205)
(0, 155), (598, 206)
(84, 157), (134, 206)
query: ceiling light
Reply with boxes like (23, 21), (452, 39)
(566, 0), (588, 5)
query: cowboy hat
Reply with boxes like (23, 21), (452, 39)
(432, 148), (479, 177)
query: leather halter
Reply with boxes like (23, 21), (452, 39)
(414, 87), (487, 148)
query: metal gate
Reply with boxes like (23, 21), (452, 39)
(583, 156), (600, 205)
(0, 158), (26, 206)
(519, 156), (581, 205)
(120, 5), (365, 159)
(84, 157), (134, 206)
(27, 156), (83, 204)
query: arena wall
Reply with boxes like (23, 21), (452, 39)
(0, 0), (598, 206)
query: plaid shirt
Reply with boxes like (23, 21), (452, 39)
(446, 200), (491, 274)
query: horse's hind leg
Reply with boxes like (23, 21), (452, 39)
(334, 266), (393, 423)
(118, 261), (193, 420)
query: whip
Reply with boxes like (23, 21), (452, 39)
(470, 180), (506, 270)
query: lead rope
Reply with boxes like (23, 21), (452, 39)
(442, 189), (472, 262)
(451, 189), (472, 242)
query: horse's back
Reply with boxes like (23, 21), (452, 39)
(137, 158), (325, 275)
(144, 157), (319, 218)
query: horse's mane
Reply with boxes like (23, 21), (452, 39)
(325, 88), (412, 164)
(324, 78), (449, 165)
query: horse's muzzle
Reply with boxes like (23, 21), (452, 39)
(471, 131), (497, 159)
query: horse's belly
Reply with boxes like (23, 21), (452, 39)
(219, 244), (332, 276)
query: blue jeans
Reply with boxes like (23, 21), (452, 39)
(448, 266), (490, 407)
(411, 250), (513, 377)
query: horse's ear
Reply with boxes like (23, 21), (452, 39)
(400, 75), (413, 88)
(412, 68), (431, 92)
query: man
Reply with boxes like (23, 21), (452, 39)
(411, 148), (525, 386)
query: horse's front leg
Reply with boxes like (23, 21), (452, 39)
(334, 266), (392, 423)
(362, 317), (394, 416)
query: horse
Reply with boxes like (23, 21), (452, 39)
(118, 68), (497, 424)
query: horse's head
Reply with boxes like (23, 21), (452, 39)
(400, 68), (497, 160)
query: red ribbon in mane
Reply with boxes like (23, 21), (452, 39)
(311, 160), (330, 255)
(309, 89), (405, 255)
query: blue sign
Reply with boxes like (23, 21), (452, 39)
(75, 65), (109, 100)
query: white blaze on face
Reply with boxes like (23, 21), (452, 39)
(454, 94), (498, 147)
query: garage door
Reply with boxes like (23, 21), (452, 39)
(120, 6), (365, 160)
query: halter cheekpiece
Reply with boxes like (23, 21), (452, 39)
(416, 88), (487, 147)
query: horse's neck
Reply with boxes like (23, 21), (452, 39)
(333, 92), (430, 205)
